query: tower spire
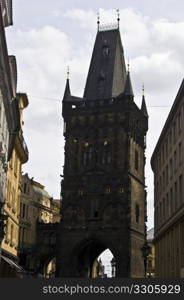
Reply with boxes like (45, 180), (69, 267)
(124, 61), (134, 98)
(141, 84), (148, 117)
(63, 66), (71, 101)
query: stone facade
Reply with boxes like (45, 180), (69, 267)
(2, 93), (29, 266)
(57, 24), (148, 278)
(151, 79), (184, 278)
(19, 173), (60, 276)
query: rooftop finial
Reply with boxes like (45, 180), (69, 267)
(127, 59), (130, 73)
(142, 83), (145, 96)
(97, 11), (100, 31)
(116, 9), (120, 27)
(67, 66), (70, 79)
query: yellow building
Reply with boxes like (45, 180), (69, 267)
(19, 173), (61, 275)
(1, 93), (28, 276)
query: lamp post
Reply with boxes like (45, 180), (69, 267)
(141, 243), (150, 278)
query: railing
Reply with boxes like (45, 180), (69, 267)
(99, 23), (119, 32)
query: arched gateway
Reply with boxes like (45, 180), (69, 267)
(56, 20), (148, 278)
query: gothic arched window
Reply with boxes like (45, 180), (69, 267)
(82, 144), (93, 166)
(102, 142), (112, 165)
(102, 46), (109, 57)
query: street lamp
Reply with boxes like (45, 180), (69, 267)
(141, 243), (150, 278)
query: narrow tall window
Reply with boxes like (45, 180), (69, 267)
(102, 143), (112, 165)
(135, 150), (139, 171)
(91, 199), (99, 218)
(135, 204), (140, 223)
(179, 175), (183, 206)
(179, 142), (182, 163)
(82, 144), (93, 166)
(24, 183), (27, 194)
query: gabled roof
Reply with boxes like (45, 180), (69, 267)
(83, 28), (126, 100)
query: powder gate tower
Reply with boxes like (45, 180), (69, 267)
(56, 19), (148, 278)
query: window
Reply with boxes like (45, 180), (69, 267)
(10, 224), (14, 245)
(174, 150), (177, 171)
(179, 142), (182, 163)
(102, 46), (109, 56)
(119, 187), (124, 193)
(170, 188), (173, 213)
(166, 165), (169, 184)
(163, 198), (165, 220)
(135, 204), (140, 223)
(105, 187), (111, 194)
(178, 113), (181, 133)
(169, 158), (173, 178)
(82, 144), (93, 166)
(91, 199), (99, 218)
(23, 183), (27, 194)
(135, 150), (139, 171)
(173, 121), (176, 141)
(22, 203), (26, 218)
(102, 142), (112, 165)
(165, 138), (168, 157)
(179, 175), (183, 205)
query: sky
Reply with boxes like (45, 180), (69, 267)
(4, 0), (184, 233)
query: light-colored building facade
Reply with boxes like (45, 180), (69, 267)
(0, 0), (13, 215)
(151, 79), (184, 278)
(19, 173), (61, 274)
(2, 94), (28, 263)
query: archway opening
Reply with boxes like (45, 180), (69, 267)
(44, 257), (56, 278)
(92, 249), (116, 278)
(75, 240), (116, 278)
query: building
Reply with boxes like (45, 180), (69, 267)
(146, 228), (155, 278)
(0, 0), (13, 242)
(1, 93), (29, 276)
(0, 0), (27, 276)
(57, 19), (148, 277)
(19, 173), (61, 275)
(151, 79), (184, 278)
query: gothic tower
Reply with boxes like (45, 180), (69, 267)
(56, 21), (148, 278)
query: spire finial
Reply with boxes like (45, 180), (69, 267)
(67, 66), (70, 79)
(116, 9), (120, 27)
(97, 11), (100, 31)
(142, 83), (145, 96)
(127, 59), (130, 73)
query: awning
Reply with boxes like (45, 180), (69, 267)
(1, 255), (25, 273)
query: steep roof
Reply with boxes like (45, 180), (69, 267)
(124, 71), (134, 97)
(141, 95), (148, 117)
(83, 28), (126, 100)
